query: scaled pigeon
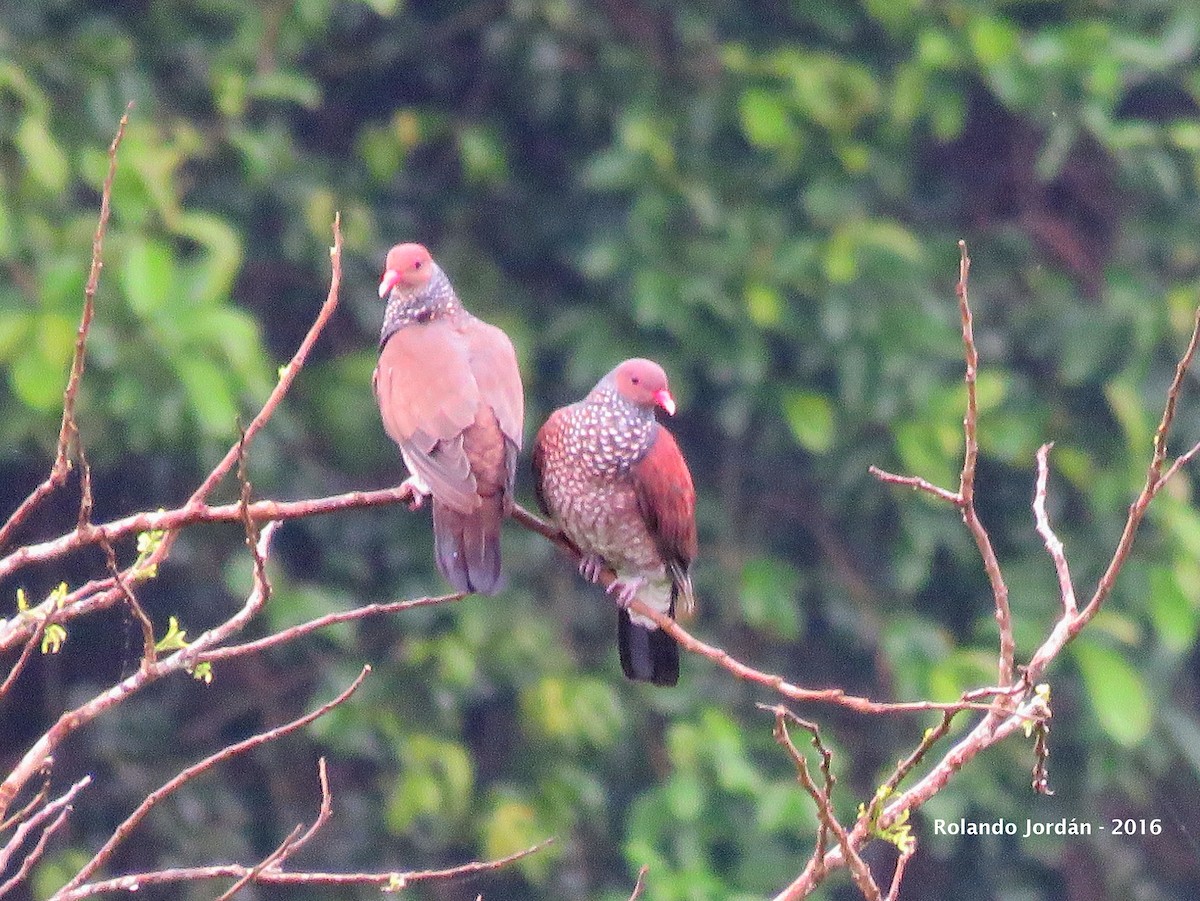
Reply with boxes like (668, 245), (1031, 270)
(532, 358), (697, 686)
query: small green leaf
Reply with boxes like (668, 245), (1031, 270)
(745, 282), (784, 327)
(174, 356), (238, 435)
(739, 556), (802, 639)
(122, 239), (175, 317)
(41, 623), (67, 654)
(1148, 564), (1200, 654)
(781, 389), (835, 453)
(1072, 640), (1152, 746)
(48, 583), (67, 608)
(738, 88), (799, 151)
(16, 115), (69, 193)
(155, 615), (190, 653)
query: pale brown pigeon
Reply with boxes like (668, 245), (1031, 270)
(374, 243), (524, 595)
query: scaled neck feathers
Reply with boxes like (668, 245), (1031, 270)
(581, 382), (659, 472)
(379, 264), (462, 347)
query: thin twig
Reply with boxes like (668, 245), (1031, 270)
(867, 710), (956, 827)
(63, 666), (369, 892)
(188, 216), (343, 507)
(0, 617), (51, 701)
(952, 242), (1015, 686)
(0, 485), (411, 597)
(883, 846), (914, 901)
(200, 592), (465, 662)
(767, 706), (880, 901)
(55, 839), (554, 900)
(212, 824), (305, 901)
(290, 757), (334, 854)
(0, 776), (91, 888)
(867, 468), (962, 505)
(0, 105), (131, 551)
(518, 501), (1013, 715)
(0, 523), (280, 825)
(0, 806), (73, 896)
(99, 535), (156, 667)
(627, 865), (649, 901)
(1032, 443), (1076, 615)
(0, 766), (52, 833)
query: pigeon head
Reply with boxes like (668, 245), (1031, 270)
(611, 358), (676, 416)
(379, 243), (435, 298)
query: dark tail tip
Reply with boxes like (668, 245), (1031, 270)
(432, 500), (503, 595)
(617, 608), (679, 686)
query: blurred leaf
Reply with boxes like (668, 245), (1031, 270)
(459, 125), (510, 184)
(16, 115), (69, 193)
(1163, 707), (1200, 781)
(744, 281), (783, 327)
(1148, 563), (1200, 654)
(32, 848), (92, 898)
(893, 419), (960, 493)
(520, 676), (623, 750)
(173, 356), (237, 435)
(969, 16), (1020, 68)
(738, 88), (799, 151)
(387, 733), (474, 834)
(0, 310), (33, 361)
(249, 71), (322, 108)
(739, 556), (802, 639)
(121, 238), (175, 316)
(781, 388), (835, 454)
(1072, 640), (1152, 747)
(483, 794), (554, 882)
(11, 348), (65, 411)
(176, 211), (243, 305)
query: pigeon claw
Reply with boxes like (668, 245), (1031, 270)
(399, 476), (431, 512)
(605, 576), (645, 609)
(578, 553), (607, 584)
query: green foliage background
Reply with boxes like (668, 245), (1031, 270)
(3, 1), (1200, 898)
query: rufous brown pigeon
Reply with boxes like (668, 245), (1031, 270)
(532, 358), (697, 686)
(374, 243), (524, 595)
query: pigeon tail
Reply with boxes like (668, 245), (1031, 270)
(617, 608), (679, 686)
(431, 497), (503, 595)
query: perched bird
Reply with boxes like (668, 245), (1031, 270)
(532, 358), (697, 686)
(374, 243), (524, 594)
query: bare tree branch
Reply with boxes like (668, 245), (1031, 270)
(0, 523), (280, 824)
(200, 591), (465, 662)
(766, 706), (880, 901)
(63, 666), (369, 892)
(0, 105), (131, 551)
(54, 839), (555, 900)
(0, 485), (411, 602)
(0, 776), (92, 893)
(950, 242), (1015, 687)
(1033, 443), (1077, 615)
(627, 865), (649, 901)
